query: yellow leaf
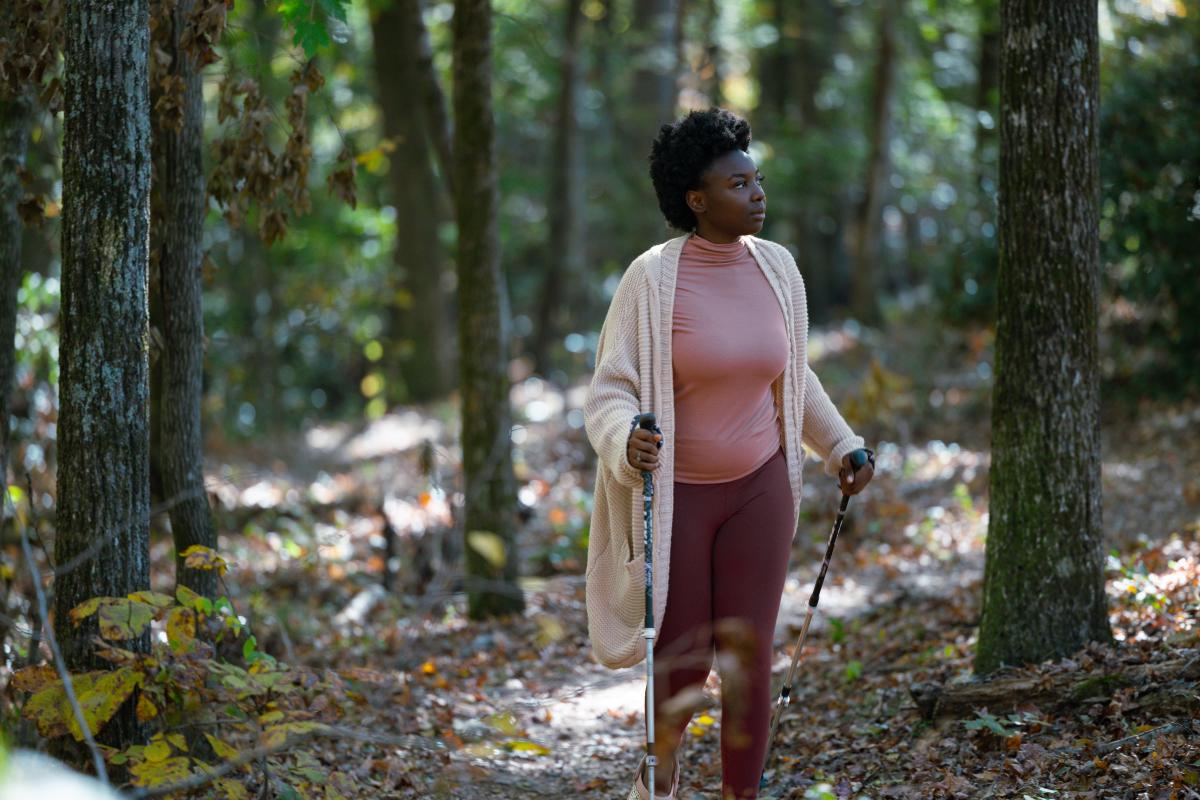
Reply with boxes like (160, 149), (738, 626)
(217, 777), (250, 800)
(130, 755), (191, 787)
(136, 693), (158, 722)
(467, 530), (507, 569)
(127, 590), (175, 609)
(167, 733), (188, 752)
(696, 714), (715, 727)
(182, 545), (229, 575)
(205, 733), (240, 762)
(11, 664), (58, 693)
(420, 660), (437, 675)
(259, 710), (285, 724)
(166, 606), (197, 652)
(485, 712), (519, 736)
(68, 668), (144, 741)
(69, 596), (112, 624)
(506, 740), (551, 756)
(144, 739), (172, 763)
(259, 721), (322, 749)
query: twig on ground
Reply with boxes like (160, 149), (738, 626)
(1054, 719), (1197, 757)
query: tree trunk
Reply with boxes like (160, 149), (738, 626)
(627, 0), (679, 241)
(531, 0), (584, 378)
(0, 93), (34, 478)
(55, 0), (152, 751)
(974, 0), (1000, 190)
(453, 0), (524, 619)
(700, 0), (721, 107)
(789, 0), (844, 317)
(153, 0), (218, 599)
(851, 0), (899, 324)
(975, 0), (1108, 675)
(371, 0), (453, 403)
(412, 0), (454, 196)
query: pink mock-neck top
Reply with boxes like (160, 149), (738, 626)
(671, 233), (789, 483)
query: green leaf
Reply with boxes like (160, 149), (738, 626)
(243, 634), (259, 663)
(176, 585), (212, 615)
(316, 0), (347, 23)
(964, 710), (1011, 737)
(98, 599), (157, 640)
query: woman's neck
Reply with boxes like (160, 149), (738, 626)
(693, 222), (742, 244)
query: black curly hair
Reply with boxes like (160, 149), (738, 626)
(648, 107), (753, 232)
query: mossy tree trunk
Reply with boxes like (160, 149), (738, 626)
(453, 0), (524, 619)
(370, 0), (453, 404)
(55, 0), (152, 752)
(531, 0), (584, 378)
(850, 0), (899, 325)
(975, 0), (1110, 675)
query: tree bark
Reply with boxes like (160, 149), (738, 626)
(975, 0), (1109, 675)
(55, 0), (152, 751)
(0, 92), (34, 478)
(851, 0), (899, 324)
(371, 0), (453, 402)
(626, 0), (679, 241)
(974, 0), (1000, 190)
(412, 0), (454, 196)
(531, 0), (584, 378)
(453, 0), (524, 619)
(700, 0), (721, 107)
(153, 0), (218, 599)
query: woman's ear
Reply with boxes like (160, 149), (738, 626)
(685, 188), (705, 214)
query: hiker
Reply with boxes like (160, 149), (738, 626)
(582, 107), (875, 800)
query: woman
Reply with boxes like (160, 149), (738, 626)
(582, 107), (875, 799)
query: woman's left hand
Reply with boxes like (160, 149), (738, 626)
(838, 451), (874, 496)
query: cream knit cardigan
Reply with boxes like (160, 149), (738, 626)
(583, 232), (864, 670)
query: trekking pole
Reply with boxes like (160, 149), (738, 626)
(635, 412), (663, 800)
(759, 448), (874, 792)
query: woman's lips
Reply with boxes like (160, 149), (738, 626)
(750, 209), (766, 218)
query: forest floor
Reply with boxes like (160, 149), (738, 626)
(102, 315), (1193, 799)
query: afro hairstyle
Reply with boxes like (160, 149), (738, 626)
(648, 107), (753, 232)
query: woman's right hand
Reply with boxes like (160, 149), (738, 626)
(626, 428), (662, 472)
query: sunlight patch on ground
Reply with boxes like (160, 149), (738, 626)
(305, 409), (445, 462)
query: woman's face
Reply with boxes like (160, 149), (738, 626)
(686, 149), (766, 242)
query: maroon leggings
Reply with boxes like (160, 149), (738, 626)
(653, 446), (794, 799)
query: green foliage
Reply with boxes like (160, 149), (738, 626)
(1100, 10), (1200, 394)
(12, 549), (355, 796)
(963, 709), (1011, 737)
(276, 0), (349, 57)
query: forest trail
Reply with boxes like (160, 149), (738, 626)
(202, 377), (1200, 798)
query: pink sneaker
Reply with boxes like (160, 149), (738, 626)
(627, 754), (679, 800)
